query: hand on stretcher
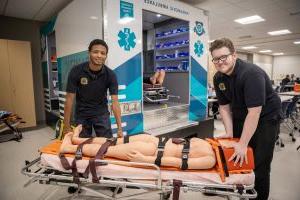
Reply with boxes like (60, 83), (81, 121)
(218, 139), (250, 167)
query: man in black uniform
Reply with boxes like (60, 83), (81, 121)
(210, 38), (281, 200)
(63, 39), (123, 138)
(281, 75), (290, 86)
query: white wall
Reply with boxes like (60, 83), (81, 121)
(253, 53), (273, 79)
(237, 53), (248, 61)
(273, 55), (300, 83)
(55, 0), (103, 57)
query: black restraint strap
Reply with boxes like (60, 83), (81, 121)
(172, 138), (186, 144)
(75, 138), (94, 160)
(181, 139), (190, 170)
(88, 137), (117, 183)
(218, 146), (229, 177)
(124, 135), (130, 144)
(154, 137), (168, 167)
(172, 179), (183, 200)
(59, 138), (94, 184)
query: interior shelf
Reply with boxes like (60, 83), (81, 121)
(156, 56), (189, 62)
(156, 31), (188, 40)
(156, 44), (189, 51)
(154, 21), (189, 72)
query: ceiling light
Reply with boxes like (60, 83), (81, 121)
(156, 14), (161, 18)
(268, 29), (291, 36)
(234, 15), (265, 24)
(89, 16), (98, 20)
(259, 50), (272, 53)
(273, 52), (284, 56)
(242, 46), (257, 50)
(208, 40), (215, 43)
(294, 40), (300, 44)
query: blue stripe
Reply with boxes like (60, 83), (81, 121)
(114, 53), (142, 102)
(110, 112), (143, 135)
(189, 56), (207, 121)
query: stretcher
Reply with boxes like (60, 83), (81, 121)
(143, 84), (180, 103)
(22, 138), (257, 200)
(0, 111), (24, 143)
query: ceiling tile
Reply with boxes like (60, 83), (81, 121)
(272, 0), (300, 10)
(235, 0), (275, 11)
(195, 0), (232, 11)
(5, 0), (47, 20)
(33, 0), (72, 21)
(0, 0), (7, 15)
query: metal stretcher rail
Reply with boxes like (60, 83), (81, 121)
(22, 156), (257, 200)
(0, 121), (20, 133)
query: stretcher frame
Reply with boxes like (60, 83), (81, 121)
(143, 84), (181, 103)
(0, 114), (23, 142)
(144, 86), (170, 103)
(22, 156), (257, 200)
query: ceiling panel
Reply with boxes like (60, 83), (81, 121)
(181, 0), (300, 55)
(2, 0), (71, 21)
(4, 0), (47, 20)
(273, 0), (300, 10)
(235, 0), (275, 10)
(33, 0), (72, 21)
(0, 0), (7, 14)
(194, 0), (232, 11)
(224, 0), (249, 3)
(1, 0), (299, 55)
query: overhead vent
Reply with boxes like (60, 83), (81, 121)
(239, 35), (252, 39)
(290, 11), (300, 16)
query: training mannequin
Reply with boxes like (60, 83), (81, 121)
(143, 70), (166, 86)
(60, 125), (216, 170)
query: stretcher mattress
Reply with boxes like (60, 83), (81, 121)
(40, 153), (255, 185)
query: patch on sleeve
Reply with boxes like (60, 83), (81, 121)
(219, 83), (226, 91)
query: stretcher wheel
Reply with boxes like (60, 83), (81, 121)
(55, 120), (62, 139)
(110, 187), (123, 194)
(161, 192), (171, 200)
(292, 137), (296, 142)
(281, 143), (285, 148)
(16, 129), (22, 140)
(203, 192), (218, 196)
(67, 186), (81, 194)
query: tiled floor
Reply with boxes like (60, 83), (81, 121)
(0, 120), (299, 200)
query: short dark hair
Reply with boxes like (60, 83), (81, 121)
(88, 39), (108, 53)
(209, 38), (235, 54)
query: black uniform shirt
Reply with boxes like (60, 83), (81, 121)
(66, 62), (118, 118)
(213, 58), (281, 121)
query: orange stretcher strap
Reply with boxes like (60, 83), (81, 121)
(206, 138), (255, 182)
(294, 84), (300, 92)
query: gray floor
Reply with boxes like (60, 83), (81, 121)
(0, 121), (299, 200)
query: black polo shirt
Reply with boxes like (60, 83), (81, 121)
(66, 62), (118, 118)
(213, 58), (281, 121)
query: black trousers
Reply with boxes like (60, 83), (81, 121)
(75, 114), (112, 138)
(233, 118), (279, 200)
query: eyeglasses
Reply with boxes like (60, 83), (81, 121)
(212, 53), (232, 64)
